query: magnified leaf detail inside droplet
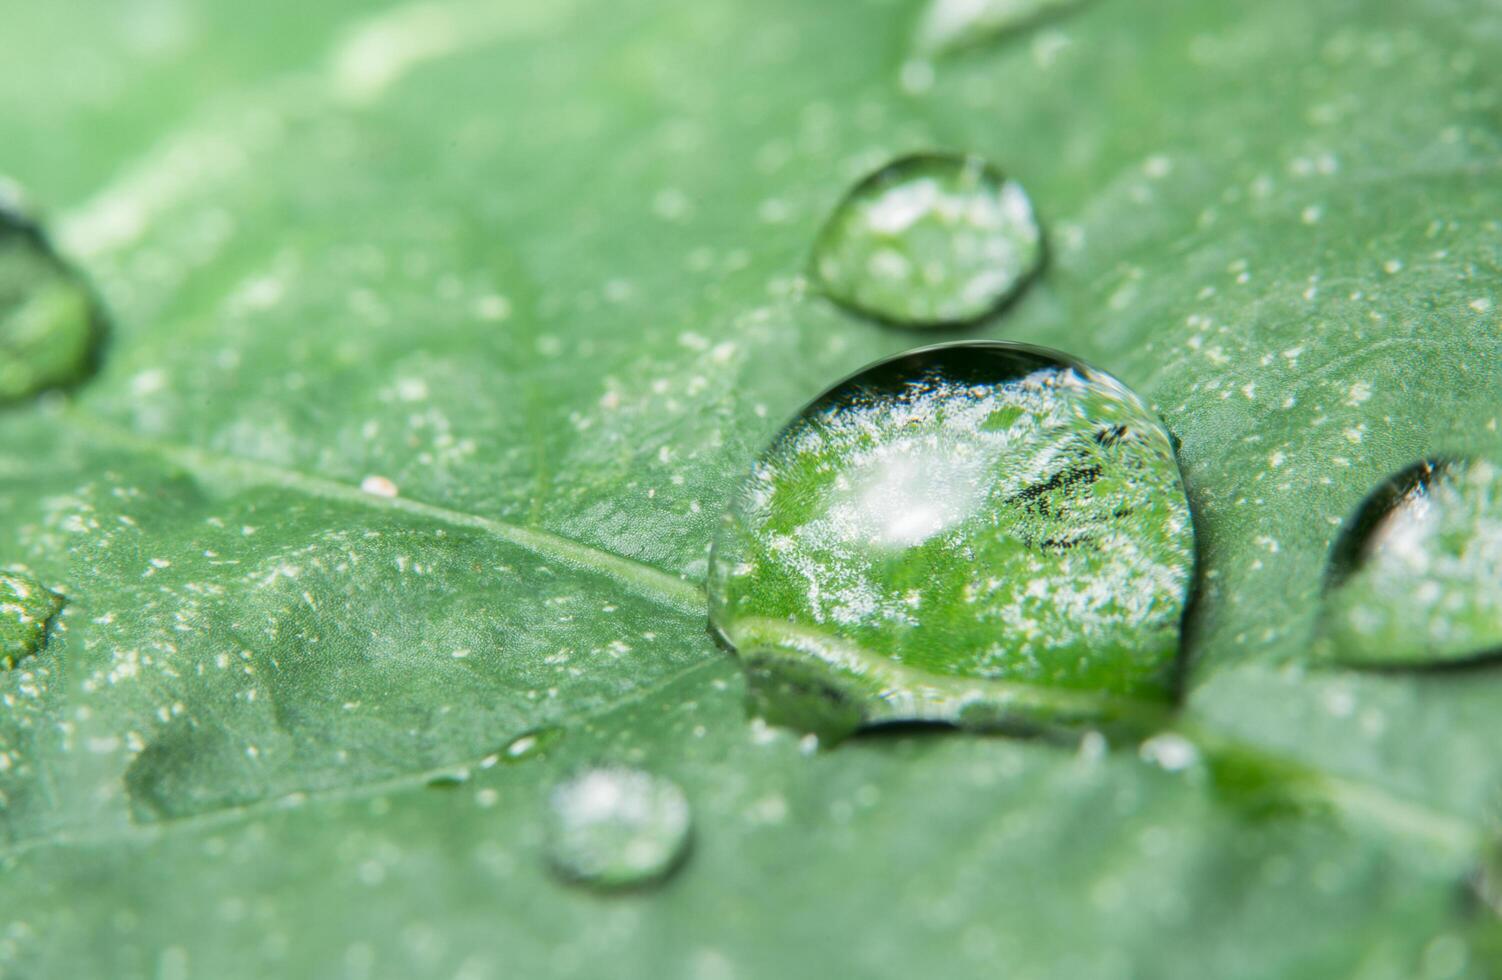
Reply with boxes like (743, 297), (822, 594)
(1319, 458), (1502, 668)
(709, 342), (1194, 737)
(0, 570), (63, 667)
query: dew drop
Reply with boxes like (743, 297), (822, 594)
(810, 153), (1042, 329)
(0, 570), (62, 667)
(502, 725), (562, 762)
(0, 194), (105, 404)
(1319, 458), (1502, 668)
(1475, 843), (1502, 917)
(914, 0), (1088, 57)
(545, 767), (691, 890)
(708, 342), (1193, 739)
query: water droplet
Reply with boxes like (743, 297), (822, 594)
(914, 0), (1087, 56)
(1474, 843), (1502, 917)
(502, 725), (562, 762)
(1319, 458), (1502, 667)
(545, 767), (691, 890)
(0, 196), (105, 404)
(0, 570), (62, 667)
(709, 342), (1193, 739)
(810, 154), (1042, 329)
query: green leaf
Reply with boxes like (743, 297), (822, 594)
(2, 0), (1501, 976)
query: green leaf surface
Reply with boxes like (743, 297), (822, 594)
(2, 0), (1501, 976)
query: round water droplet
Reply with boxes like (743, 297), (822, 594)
(914, 0), (1087, 56)
(709, 342), (1193, 739)
(810, 153), (1043, 328)
(545, 767), (691, 890)
(1319, 458), (1502, 668)
(0, 195), (105, 404)
(0, 570), (62, 667)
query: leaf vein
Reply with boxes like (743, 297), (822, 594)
(0, 658), (725, 859)
(65, 411), (708, 617)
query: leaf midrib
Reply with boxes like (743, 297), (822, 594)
(64, 410), (707, 617)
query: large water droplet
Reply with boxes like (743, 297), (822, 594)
(914, 0), (1087, 56)
(545, 767), (691, 889)
(0, 194), (104, 403)
(0, 570), (62, 667)
(709, 342), (1193, 739)
(810, 154), (1042, 329)
(1319, 458), (1502, 668)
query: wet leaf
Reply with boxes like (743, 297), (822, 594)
(2, 0), (1501, 976)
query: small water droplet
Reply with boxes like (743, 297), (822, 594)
(914, 0), (1088, 56)
(1474, 843), (1502, 917)
(1319, 458), (1502, 667)
(425, 769), (470, 789)
(0, 570), (62, 667)
(0, 196), (105, 404)
(810, 153), (1042, 329)
(502, 725), (562, 762)
(709, 342), (1193, 739)
(545, 767), (691, 890)
(899, 58), (937, 95)
(1138, 732), (1198, 771)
